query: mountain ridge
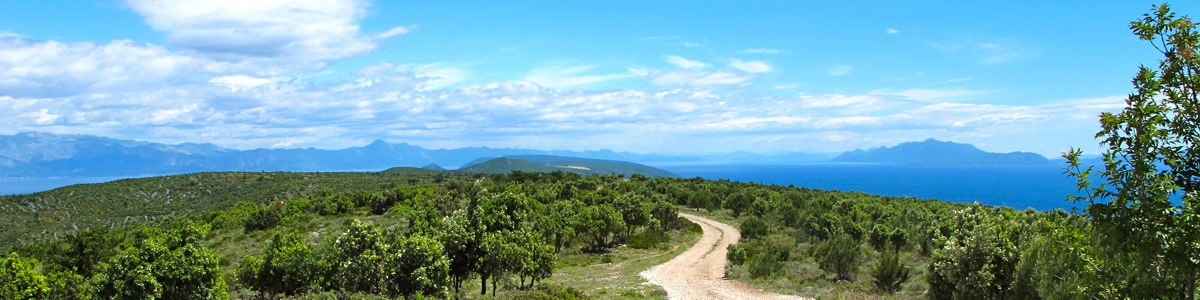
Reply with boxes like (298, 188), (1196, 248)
(0, 132), (690, 176)
(833, 138), (1051, 166)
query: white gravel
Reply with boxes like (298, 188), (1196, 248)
(641, 213), (811, 300)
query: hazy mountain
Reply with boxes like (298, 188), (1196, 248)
(0, 132), (686, 176)
(833, 139), (1051, 166)
(456, 155), (677, 177)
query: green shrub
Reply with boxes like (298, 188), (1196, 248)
(628, 229), (668, 249)
(873, 250), (910, 293)
(0, 252), (49, 300)
(739, 216), (770, 240)
(747, 241), (790, 278)
(814, 234), (863, 281)
(503, 283), (590, 300)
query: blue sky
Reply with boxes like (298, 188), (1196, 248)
(0, 1), (1193, 156)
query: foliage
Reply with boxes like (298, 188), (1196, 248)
(1061, 3), (1200, 299)
(927, 206), (1021, 300)
(814, 234), (863, 281)
(91, 224), (227, 300)
(236, 230), (321, 297)
(739, 216), (770, 240)
(0, 252), (50, 300)
(385, 235), (450, 298)
(873, 249), (910, 294)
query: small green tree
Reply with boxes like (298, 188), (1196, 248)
(927, 206), (1020, 300)
(236, 231), (321, 297)
(814, 234), (863, 281)
(739, 216), (770, 240)
(385, 235), (450, 298)
(91, 225), (227, 300)
(873, 249), (910, 294)
(330, 219), (388, 294)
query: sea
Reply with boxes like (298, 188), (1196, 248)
(661, 163), (1085, 211)
(1, 164), (1085, 211)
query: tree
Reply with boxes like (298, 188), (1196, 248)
(1064, 3), (1200, 299)
(0, 252), (49, 300)
(814, 234), (863, 281)
(236, 231), (321, 297)
(385, 235), (450, 298)
(440, 212), (481, 295)
(739, 216), (770, 240)
(927, 206), (1020, 300)
(330, 219), (388, 294)
(873, 249), (910, 294)
(91, 225), (227, 300)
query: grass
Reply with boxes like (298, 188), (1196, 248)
(456, 227), (700, 300)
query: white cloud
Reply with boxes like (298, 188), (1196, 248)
(0, 36), (203, 97)
(663, 55), (710, 70)
(652, 71), (753, 87)
(524, 65), (645, 89)
(209, 75), (273, 92)
(729, 59), (772, 74)
(378, 24), (418, 38)
(870, 88), (988, 102)
(125, 0), (377, 61)
(827, 65), (853, 76)
(23, 109), (59, 124)
(886, 28), (899, 34)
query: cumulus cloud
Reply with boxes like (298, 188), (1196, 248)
(886, 28), (899, 34)
(729, 59), (772, 73)
(663, 55), (710, 70)
(209, 75), (273, 92)
(125, 0), (377, 61)
(0, 36), (203, 97)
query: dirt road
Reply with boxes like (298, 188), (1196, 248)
(641, 213), (809, 300)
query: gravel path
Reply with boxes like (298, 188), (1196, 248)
(641, 213), (810, 300)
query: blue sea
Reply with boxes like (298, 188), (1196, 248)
(3, 164), (1084, 211)
(661, 163), (1084, 211)
(0, 176), (136, 196)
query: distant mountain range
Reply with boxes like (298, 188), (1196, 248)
(384, 155), (677, 178)
(0, 132), (1052, 177)
(833, 139), (1051, 166)
(0, 132), (692, 176)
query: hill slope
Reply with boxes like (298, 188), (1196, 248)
(457, 155), (677, 178)
(833, 139), (1050, 166)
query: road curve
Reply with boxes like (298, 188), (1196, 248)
(641, 213), (809, 300)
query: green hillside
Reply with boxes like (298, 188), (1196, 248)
(457, 155), (677, 178)
(2, 169), (1080, 300)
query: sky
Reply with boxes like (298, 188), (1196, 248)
(0, 1), (1194, 157)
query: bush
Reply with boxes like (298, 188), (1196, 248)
(873, 250), (910, 293)
(503, 283), (590, 300)
(628, 229), (668, 249)
(739, 216), (770, 240)
(747, 244), (789, 278)
(0, 252), (49, 300)
(814, 234), (863, 281)
(727, 244), (748, 266)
